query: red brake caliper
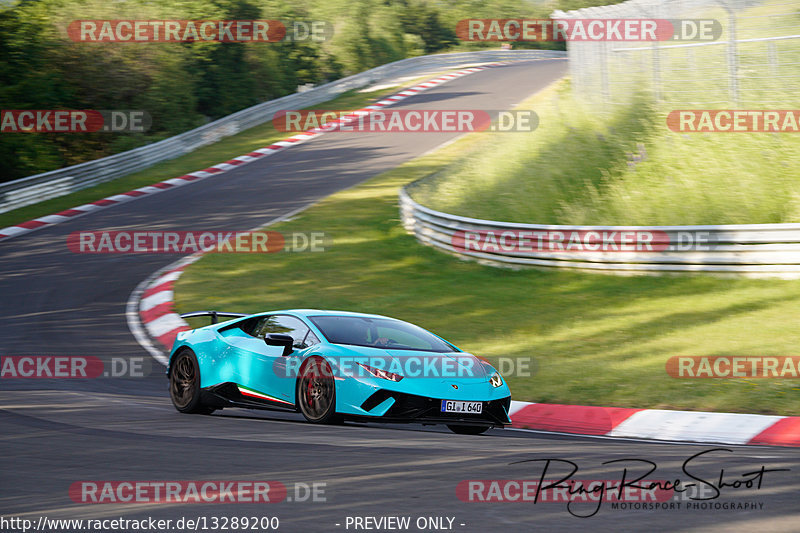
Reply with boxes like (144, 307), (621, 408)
(306, 370), (315, 407)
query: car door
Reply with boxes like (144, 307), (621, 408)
(225, 314), (316, 406)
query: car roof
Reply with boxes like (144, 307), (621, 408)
(255, 309), (395, 320)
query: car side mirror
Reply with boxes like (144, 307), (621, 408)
(265, 333), (294, 356)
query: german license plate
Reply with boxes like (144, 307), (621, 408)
(441, 400), (483, 414)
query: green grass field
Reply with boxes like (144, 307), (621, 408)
(409, 2), (800, 226)
(174, 129), (800, 416)
(409, 79), (800, 226)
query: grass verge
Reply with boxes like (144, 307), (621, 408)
(409, 2), (800, 226)
(174, 86), (800, 415)
(409, 78), (800, 226)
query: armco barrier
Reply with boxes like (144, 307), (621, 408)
(399, 187), (800, 278)
(0, 50), (565, 215)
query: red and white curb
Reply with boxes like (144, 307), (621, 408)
(0, 63), (512, 244)
(135, 261), (197, 360)
(509, 401), (800, 447)
(127, 255), (200, 366)
(126, 202), (324, 365)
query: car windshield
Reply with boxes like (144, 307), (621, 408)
(308, 315), (457, 353)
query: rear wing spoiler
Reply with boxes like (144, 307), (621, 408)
(180, 311), (249, 325)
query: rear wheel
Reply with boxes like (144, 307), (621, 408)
(169, 349), (214, 414)
(447, 424), (490, 435)
(297, 357), (340, 424)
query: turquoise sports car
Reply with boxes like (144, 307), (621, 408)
(168, 309), (511, 434)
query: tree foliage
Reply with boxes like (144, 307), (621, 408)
(0, 0), (602, 181)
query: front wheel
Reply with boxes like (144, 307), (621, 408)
(297, 357), (340, 424)
(447, 424), (490, 435)
(169, 349), (214, 414)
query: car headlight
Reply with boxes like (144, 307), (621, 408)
(356, 362), (404, 382)
(490, 372), (503, 388)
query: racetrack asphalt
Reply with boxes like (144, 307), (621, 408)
(1, 59), (798, 532)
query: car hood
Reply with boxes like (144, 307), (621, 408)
(324, 344), (490, 380)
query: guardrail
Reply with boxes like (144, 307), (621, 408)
(400, 187), (800, 278)
(0, 50), (565, 215)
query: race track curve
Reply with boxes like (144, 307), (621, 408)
(1, 59), (798, 533)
